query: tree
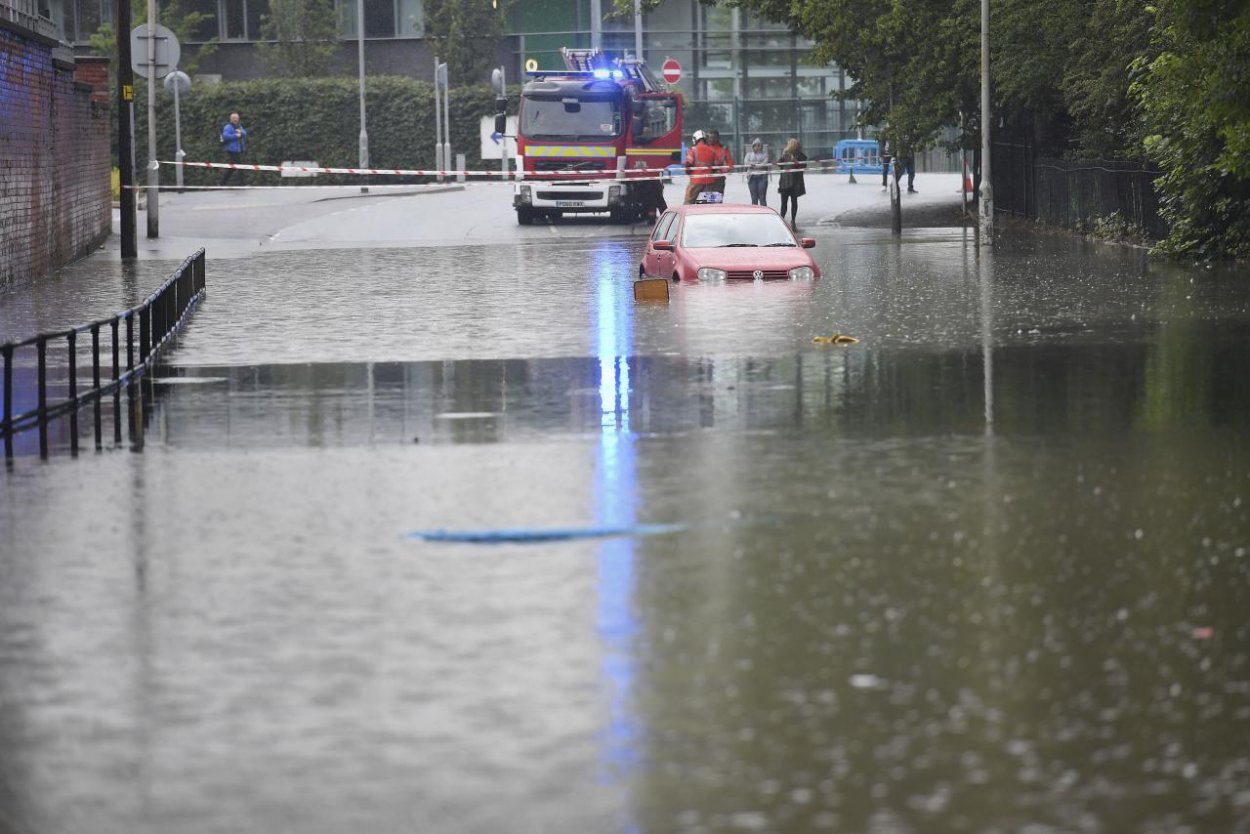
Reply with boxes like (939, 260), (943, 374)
(1133, 0), (1250, 259)
(256, 0), (340, 77)
(89, 0), (217, 78)
(423, 0), (508, 85)
(611, 0), (1247, 258)
(615, 0), (981, 155)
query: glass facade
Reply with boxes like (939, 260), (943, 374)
(509, 0), (865, 163)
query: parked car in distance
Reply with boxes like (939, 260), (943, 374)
(639, 203), (820, 283)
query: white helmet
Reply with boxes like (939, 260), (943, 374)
(692, 129), (706, 142)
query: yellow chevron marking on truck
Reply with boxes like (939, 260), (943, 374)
(526, 146), (616, 158)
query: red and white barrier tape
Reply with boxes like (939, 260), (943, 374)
(164, 158), (847, 183)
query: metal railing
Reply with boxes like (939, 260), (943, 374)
(1, 248), (206, 457)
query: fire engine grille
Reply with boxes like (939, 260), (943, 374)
(535, 161), (608, 172)
(536, 190), (605, 201)
(727, 269), (790, 281)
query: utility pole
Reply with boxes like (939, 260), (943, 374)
(434, 56), (443, 180)
(116, 0), (137, 257)
(357, 0), (369, 194)
(634, 0), (642, 59)
(979, 0), (993, 245)
(145, 0), (159, 237)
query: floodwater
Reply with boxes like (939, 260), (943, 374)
(3, 223), (1250, 833)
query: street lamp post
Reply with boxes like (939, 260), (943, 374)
(634, 0), (642, 59)
(979, 0), (993, 245)
(357, 0), (369, 194)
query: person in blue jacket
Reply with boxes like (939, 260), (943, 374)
(220, 112), (247, 186)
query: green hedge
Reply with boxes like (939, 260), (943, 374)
(130, 76), (512, 186)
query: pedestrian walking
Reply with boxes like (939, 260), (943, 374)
(899, 135), (917, 193)
(880, 134), (893, 189)
(745, 138), (770, 206)
(683, 130), (718, 204)
(901, 154), (916, 192)
(777, 137), (807, 229)
(707, 130), (734, 195)
(220, 112), (248, 187)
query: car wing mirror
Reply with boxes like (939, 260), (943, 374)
(800, 238), (816, 249)
(652, 240), (674, 251)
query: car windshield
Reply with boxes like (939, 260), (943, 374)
(679, 213), (797, 248)
(520, 97), (622, 140)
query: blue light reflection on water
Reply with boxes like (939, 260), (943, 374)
(593, 246), (642, 800)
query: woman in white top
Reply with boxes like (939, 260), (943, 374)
(744, 138), (770, 207)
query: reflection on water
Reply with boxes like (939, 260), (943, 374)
(3, 227), (1250, 833)
(594, 249), (642, 790)
(20, 332), (1234, 453)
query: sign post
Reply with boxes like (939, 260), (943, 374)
(491, 66), (507, 179)
(131, 21), (179, 238)
(163, 70), (191, 192)
(661, 57), (682, 85)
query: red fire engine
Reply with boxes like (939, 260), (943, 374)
(511, 48), (684, 225)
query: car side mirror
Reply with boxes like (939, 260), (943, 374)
(652, 240), (673, 251)
(801, 238), (816, 249)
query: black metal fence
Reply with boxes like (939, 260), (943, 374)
(993, 138), (1167, 240)
(1034, 158), (1168, 240)
(991, 139), (1036, 218)
(1, 248), (206, 458)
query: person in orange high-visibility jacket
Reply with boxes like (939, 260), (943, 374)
(707, 129), (734, 194)
(684, 130), (719, 204)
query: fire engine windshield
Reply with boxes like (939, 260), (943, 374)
(520, 96), (622, 140)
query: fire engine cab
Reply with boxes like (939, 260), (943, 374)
(512, 48), (683, 225)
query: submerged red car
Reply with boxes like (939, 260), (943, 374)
(639, 203), (820, 283)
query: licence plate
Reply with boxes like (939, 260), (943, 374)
(555, 200), (585, 207)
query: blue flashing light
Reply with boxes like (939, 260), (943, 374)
(592, 69), (612, 80)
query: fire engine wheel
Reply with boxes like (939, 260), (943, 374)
(516, 208), (534, 225)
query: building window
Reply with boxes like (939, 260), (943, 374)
(67, 0), (109, 43)
(337, 0), (421, 38)
(744, 76), (792, 100)
(396, 0), (419, 35)
(219, 0), (263, 40)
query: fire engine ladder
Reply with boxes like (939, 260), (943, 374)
(619, 57), (664, 92)
(561, 47), (666, 93)
(561, 48), (612, 72)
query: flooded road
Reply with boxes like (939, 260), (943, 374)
(3, 212), (1250, 833)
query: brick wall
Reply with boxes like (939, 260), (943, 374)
(0, 26), (112, 286)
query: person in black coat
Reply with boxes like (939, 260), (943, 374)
(777, 137), (807, 229)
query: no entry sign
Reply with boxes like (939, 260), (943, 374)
(661, 58), (682, 85)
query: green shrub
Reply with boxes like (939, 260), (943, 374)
(129, 76), (510, 187)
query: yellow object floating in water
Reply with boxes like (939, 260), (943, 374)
(634, 277), (671, 302)
(812, 333), (859, 345)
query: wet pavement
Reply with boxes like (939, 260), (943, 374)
(2, 175), (1250, 833)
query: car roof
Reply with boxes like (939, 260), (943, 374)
(673, 203), (779, 216)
